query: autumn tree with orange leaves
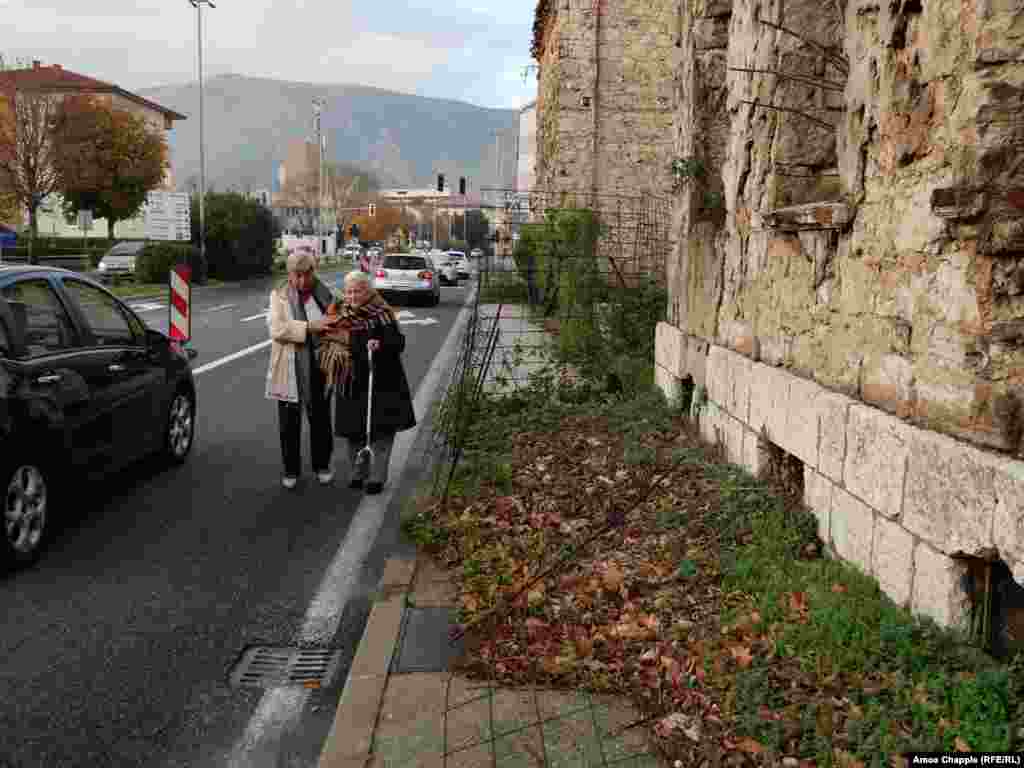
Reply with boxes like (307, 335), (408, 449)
(55, 96), (168, 238)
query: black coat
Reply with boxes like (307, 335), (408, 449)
(334, 318), (417, 440)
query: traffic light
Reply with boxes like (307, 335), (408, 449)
(437, 174), (445, 192)
(459, 177), (466, 195)
(368, 203), (376, 217)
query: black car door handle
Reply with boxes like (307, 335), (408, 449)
(35, 373), (63, 384)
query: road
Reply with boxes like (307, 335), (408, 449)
(0, 269), (468, 767)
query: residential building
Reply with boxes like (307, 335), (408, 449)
(0, 61), (186, 236)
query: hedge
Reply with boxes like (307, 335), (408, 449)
(136, 242), (203, 284)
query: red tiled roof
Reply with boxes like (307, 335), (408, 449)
(0, 65), (187, 121)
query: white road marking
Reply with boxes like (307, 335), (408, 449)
(128, 302), (165, 313)
(400, 317), (439, 326)
(226, 284), (478, 768)
(240, 311), (270, 322)
(202, 303), (237, 314)
(192, 340), (272, 376)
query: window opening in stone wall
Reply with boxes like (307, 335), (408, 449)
(756, 425), (805, 500)
(958, 555), (1024, 659)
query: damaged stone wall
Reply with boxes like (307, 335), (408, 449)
(657, 0), (1024, 628)
(533, 0), (679, 200)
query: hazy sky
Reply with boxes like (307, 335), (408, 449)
(2, 0), (539, 109)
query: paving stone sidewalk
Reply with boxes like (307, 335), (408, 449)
(318, 554), (663, 768)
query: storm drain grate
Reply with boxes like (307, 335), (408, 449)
(229, 646), (343, 690)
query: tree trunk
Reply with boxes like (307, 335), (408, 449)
(28, 206), (38, 265)
(107, 218), (116, 239)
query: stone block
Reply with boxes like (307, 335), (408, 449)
(685, 336), (709, 390)
(742, 426), (769, 477)
(902, 427), (998, 555)
(762, 202), (853, 231)
(698, 398), (722, 447)
(655, 364), (683, 407)
(912, 544), (970, 629)
(872, 518), (915, 609)
(843, 405), (909, 519)
(655, 322), (687, 378)
(705, 344), (730, 409)
(786, 374), (823, 468)
(990, 457), (1024, 567)
(803, 466), (833, 546)
(724, 348), (752, 423)
(748, 362), (790, 447)
(862, 353), (915, 417)
(831, 486), (877, 576)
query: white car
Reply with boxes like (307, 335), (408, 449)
(448, 251), (472, 279)
(431, 253), (459, 286)
(373, 253), (440, 306)
(97, 241), (145, 282)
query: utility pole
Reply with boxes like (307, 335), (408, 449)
(189, 0), (215, 278)
(313, 97), (325, 263)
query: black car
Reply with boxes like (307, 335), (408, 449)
(0, 266), (198, 569)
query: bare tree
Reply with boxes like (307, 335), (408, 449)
(0, 90), (65, 263)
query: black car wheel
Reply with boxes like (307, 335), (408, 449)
(2, 461), (51, 568)
(164, 391), (195, 464)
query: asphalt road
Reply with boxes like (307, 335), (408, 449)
(0, 269), (467, 767)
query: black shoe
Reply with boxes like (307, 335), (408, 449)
(365, 482), (383, 495)
(348, 478), (364, 490)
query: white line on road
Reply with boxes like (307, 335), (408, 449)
(226, 284), (478, 768)
(202, 303), (237, 314)
(192, 340), (272, 376)
(240, 311), (269, 322)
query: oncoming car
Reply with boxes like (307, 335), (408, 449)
(0, 266), (198, 569)
(372, 254), (440, 306)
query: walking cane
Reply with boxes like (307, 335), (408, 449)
(354, 346), (375, 479)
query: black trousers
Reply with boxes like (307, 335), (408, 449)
(278, 374), (333, 477)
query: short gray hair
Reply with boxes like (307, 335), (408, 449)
(287, 249), (317, 274)
(343, 271), (371, 288)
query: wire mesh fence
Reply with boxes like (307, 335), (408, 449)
(422, 187), (673, 767)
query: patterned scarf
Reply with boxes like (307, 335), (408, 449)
(318, 290), (397, 394)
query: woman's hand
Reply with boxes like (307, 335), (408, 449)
(367, 339), (382, 353)
(309, 316), (339, 333)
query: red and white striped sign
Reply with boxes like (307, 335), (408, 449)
(169, 264), (191, 341)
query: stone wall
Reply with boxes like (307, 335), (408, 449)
(657, 0), (1024, 627)
(533, 0), (679, 199)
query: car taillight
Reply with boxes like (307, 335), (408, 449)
(376, 269), (386, 278)
(418, 271), (433, 279)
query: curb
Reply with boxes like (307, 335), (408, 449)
(317, 282), (478, 768)
(316, 555), (419, 768)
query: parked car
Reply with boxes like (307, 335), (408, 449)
(372, 254), (440, 306)
(97, 241), (146, 282)
(448, 251), (472, 280)
(0, 266), (199, 569)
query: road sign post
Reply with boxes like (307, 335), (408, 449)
(169, 264), (192, 342)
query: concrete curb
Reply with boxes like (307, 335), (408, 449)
(316, 556), (420, 768)
(317, 282), (478, 768)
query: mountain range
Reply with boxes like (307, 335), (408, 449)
(138, 74), (522, 194)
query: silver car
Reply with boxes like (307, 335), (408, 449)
(97, 241), (146, 282)
(373, 253), (440, 306)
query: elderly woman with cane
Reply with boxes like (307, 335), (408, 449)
(266, 248), (341, 489)
(318, 271), (416, 494)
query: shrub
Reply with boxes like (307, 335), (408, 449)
(136, 242), (200, 284)
(191, 192), (278, 281)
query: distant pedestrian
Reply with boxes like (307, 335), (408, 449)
(266, 249), (341, 489)
(319, 271), (416, 494)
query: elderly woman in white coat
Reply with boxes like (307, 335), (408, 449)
(265, 249), (340, 489)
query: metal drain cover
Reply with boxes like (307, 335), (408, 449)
(229, 646), (343, 689)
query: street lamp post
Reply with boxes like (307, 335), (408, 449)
(312, 97), (325, 263)
(189, 0), (214, 279)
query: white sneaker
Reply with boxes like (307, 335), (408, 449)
(316, 470), (335, 485)
(282, 476), (298, 489)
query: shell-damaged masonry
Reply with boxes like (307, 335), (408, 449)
(531, 0), (1024, 640)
